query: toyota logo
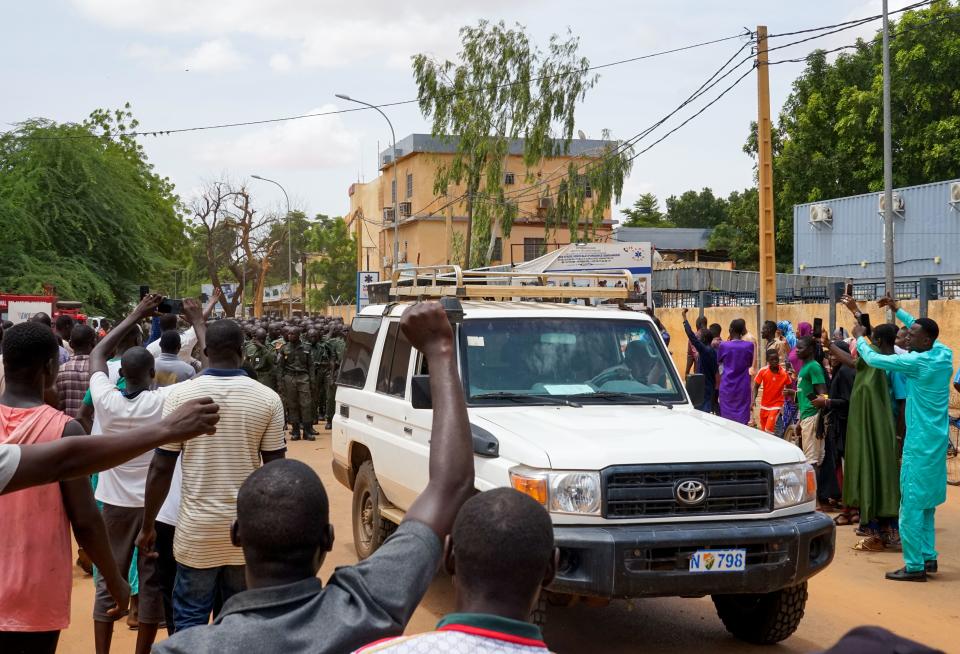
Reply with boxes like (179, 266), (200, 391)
(675, 479), (708, 505)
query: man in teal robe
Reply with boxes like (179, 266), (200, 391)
(855, 297), (952, 581)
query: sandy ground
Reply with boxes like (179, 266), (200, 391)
(58, 428), (960, 653)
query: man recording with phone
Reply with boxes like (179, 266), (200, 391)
(145, 289), (221, 366)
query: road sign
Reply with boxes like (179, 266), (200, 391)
(357, 271), (380, 311)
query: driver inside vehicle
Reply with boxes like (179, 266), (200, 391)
(590, 339), (667, 390)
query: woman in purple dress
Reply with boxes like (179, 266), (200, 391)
(717, 319), (755, 424)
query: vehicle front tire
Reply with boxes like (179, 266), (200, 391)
(712, 582), (808, 645)
(352, 461), (396, 560)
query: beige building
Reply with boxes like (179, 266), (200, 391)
(345, 178), (382, 272)
(353, 133), (618, 277)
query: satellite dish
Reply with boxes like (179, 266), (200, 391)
(577, 129), (587, 140)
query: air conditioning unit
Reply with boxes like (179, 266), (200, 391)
(398, 251), (408, 264)
(398, 202), (412, 217)
(538, 197), (553, 210)
(878, 192), (905, 213)
(504, 172), (515, 185)
(950, 182), (960, 206)
(382, 255), (393, 267)
(381, 154), (392, 166)
(382, 207), (395, 222)
(809, 204), (833, 227)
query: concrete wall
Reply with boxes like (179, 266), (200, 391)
(346, 180), (382, 270)
(656, 299), (960, 409)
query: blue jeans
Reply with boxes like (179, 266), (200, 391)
(173, 563), (246, 631)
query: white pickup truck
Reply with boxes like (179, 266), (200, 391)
(331, 298), (834, 645)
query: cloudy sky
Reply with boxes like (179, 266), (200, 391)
(3, 1), (918, 221)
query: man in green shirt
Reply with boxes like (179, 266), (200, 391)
(785, 335), (827, 468)
(322, 325), (346, 430)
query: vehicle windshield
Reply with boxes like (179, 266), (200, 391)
(460, 317), (684, 405)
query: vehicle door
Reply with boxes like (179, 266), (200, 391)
(363, 319), (421, 510)
(331, 315), (383, 477)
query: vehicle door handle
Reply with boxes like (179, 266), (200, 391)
(403, 426), (414, 436)
(365, 414), (374, 422)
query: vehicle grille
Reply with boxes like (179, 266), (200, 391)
(602, 463), (772, 518)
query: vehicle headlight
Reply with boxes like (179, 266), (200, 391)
(772, 463), (816, 509)
(509, 467), (601, 515)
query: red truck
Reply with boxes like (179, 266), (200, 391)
(0, 294), (87, 325)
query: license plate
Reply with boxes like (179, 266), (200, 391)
(689, 549), (746, 572)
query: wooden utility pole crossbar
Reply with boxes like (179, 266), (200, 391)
(756, 26), (777, 323)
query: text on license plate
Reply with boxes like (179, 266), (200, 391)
(689, 549), (746, 572)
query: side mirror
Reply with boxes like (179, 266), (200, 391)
(685, 373), (705, 408)
(411, 375), (432, 410)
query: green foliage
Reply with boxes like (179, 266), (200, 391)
(664, 188), (728, 229)
(0, 105), (185, 315)
(707, 188), (759, 268)
(306, 215), (357, 307)
(621, 192), (672, 227)
(413, 21), (631, 267)
(266, 210), (312, 285)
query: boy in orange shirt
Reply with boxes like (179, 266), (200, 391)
(750, 348), (792, 433)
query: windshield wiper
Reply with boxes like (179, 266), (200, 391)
(567, 391), (673, 409)
(471, 392), (582, 408)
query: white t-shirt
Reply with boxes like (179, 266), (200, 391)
(147, 327), (198, 364)
(156, 458), (183, 526)
(90, 371), (174, 508)
(0, 444), (20, 494)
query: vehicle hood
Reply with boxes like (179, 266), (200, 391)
(471, 405), (805, 469)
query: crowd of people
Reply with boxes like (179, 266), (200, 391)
(0, 289), (950, 654)
(682, 295), (954, 583)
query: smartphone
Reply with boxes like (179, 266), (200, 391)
(859, 312), (872, 337)
(845, 282), (853, 297)
(139, 285), (150, 299)
(158, 298), (184, 315)
(813, 317), (823, 338)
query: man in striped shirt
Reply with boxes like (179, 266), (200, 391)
(138, 319), (286, 632)
(55, 325), (96, 417)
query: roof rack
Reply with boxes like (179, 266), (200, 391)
(371, 265), (641, 303)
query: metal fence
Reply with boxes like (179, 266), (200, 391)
(654, 278), (960, 308)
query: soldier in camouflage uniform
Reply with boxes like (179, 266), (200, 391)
(243, 328), (277, 392)
(323, 323), (346, 429)
(305, 328), (327, 423)
(269, 322), (288, 425)
(279, 326), (315, 440)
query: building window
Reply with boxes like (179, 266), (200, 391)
(491, 237), (503, 261)
(391, 179), (396, 203)
(584, 182), (592, 199)
(504, 172), (515, 185)
(406, 173), (413, 198)
(523, 237), (546, 262)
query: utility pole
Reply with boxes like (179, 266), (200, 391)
(355, 211), (363, 270)
(756, 26), (777, 324)
(882, 0), (896, 321)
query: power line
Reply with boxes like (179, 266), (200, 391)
(10, 31), (750, 142)
(767, 0), (933, 37)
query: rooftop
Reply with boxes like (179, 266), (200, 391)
(613, 227), (715, 251)
(380, 133), (617, 168)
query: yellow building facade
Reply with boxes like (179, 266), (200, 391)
(355, 134), (617, 277)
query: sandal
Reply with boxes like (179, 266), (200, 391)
(852, 537), (886, 552)
(834, 512), (856, 526)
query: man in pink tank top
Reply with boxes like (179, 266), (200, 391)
(0, 322), (130, 654)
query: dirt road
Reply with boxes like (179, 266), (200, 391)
(59, 429), (958, 653)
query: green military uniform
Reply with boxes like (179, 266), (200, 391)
(324, 336), (346, 425)
(243, 340), (277, 392)
(309, 339), (328, 421)
(271, 337), (287, 416)
(279, 341), (314, 427)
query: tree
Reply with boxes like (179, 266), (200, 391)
(621, 193), (672, 227)
(413, 21), (632, 267)
(187, 180), (287, 318)
(708, 188), (759, 269)
(752, 1), (960, 265)
(0, 105), (185, 315)
(306, 215), (356, 309)
(664, 188), (728, 229)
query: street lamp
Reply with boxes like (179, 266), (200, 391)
(251, 174), (293, 318)
(335, 93), (400, 276)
